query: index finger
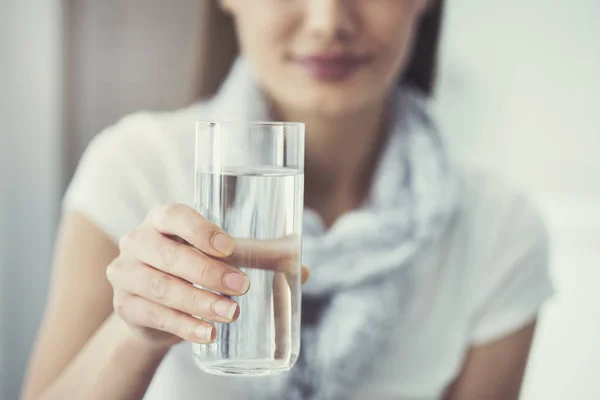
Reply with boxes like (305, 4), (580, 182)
(226, 235), (309, 282)
(148, 204), (234, 258)
(228, 235), (299, 270)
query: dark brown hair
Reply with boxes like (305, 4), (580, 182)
(403, 0), (445, 95)
(190, 1), (444, 101)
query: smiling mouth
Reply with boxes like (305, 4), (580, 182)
(292, 53), (372, 82)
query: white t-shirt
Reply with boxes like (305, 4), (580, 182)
(64, 104), (553, 400)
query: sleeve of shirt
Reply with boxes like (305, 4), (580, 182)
(469, 192), (555, 345)
(62, 113), (164, 243)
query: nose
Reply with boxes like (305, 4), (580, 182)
(305, 0), (358, 42)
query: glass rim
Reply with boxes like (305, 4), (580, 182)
(195, 121), (305, 128)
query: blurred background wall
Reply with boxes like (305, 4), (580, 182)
(1, 1), (63, 398)
(62, 0), (203, 175)
(1, 0), (599, 399)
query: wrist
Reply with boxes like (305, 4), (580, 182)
(109, 313), (173, 358)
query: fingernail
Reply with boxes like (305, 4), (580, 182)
(213, 299), (238, 321)
(225, 271), (250, 293)
(194, 325), (214, 342)
(212, 232), (234, 255)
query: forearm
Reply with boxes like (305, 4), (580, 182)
(34, 313), (169, 400)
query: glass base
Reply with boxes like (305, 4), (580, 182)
(193, 357), (291, 377)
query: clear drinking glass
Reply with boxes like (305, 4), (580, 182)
(193, 121), (304, 376)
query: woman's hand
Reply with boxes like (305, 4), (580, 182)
(106, 203), (308, 350)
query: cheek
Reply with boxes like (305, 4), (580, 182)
(366, 6), (425, 79)
(233, 5), (296, 60)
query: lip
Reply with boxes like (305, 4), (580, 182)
(293, 53), (372, 82)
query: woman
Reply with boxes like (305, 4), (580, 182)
(22, 1), (553, 399)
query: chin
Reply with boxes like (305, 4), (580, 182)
(267, 74), (383, 118)
(281, 95), (356, 118)
(315, 100), (364, 117)
(307, 89), (377, 116)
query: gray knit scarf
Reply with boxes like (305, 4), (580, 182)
(210, 59), (460, 400)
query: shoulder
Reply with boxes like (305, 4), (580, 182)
(85, 99), (214, 157)
(423, 165), (549, 272)
(449, 165), (553, 343)
(457, 166), (548, 248)
(76, 98), (219, 193)
(426, 165), (550, 287)
(64, 99), (216, 241)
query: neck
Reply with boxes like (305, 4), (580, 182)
(274, 98), (389, 219)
